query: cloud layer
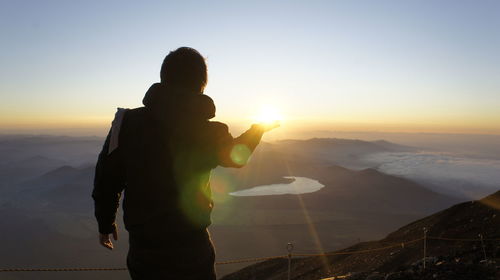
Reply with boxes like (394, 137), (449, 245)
(363, 152), (500, 199)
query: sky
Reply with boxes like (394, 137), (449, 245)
(1, 0), (499, 136)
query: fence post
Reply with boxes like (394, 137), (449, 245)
(287, 242), (294, 280)
(423, 227), (428, 270)
(479, 234), (487, 261)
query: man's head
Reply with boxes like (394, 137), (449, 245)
(160, 47), (207, 93)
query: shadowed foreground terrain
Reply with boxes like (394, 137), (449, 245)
(221, 191), (500, 280)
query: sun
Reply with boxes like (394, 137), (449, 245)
(252, 105), (283, 124)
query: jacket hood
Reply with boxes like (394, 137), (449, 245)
(142, 83), (215, 121)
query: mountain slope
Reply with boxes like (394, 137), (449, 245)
(221, 191), (500, 280)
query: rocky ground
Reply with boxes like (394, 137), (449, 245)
(221, 191), (500, 280)
(335, 257), (499, 280)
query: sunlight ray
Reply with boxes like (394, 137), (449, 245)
(278, 131), (332, 274)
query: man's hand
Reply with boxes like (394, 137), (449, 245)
(252, 121), (280, 132)
(99, 228), (118, 250)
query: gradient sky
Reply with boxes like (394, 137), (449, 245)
(1, 0), (499, 136)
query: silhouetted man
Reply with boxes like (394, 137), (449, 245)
(92, 47), (278, 279)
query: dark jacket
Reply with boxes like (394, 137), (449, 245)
(92, 83), (264, 234)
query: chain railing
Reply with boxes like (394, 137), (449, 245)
(1, 233), (498, 280)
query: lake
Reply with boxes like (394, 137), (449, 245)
(229, 176), (324, 196)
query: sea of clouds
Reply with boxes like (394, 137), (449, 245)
(362, 152), (500, 199)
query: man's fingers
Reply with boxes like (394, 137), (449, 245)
(270, 121), (280, 129)
(103, 241), (114, 250)
(262, 121), (280, 132)
(253, 121), (280, 132)
(99, 234), (114, 250)
(100, 239), (114, 250)
(112, 229), (118, 241)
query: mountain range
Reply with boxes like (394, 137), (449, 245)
(0, 135), (469, 279)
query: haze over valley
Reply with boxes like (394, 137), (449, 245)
(0, 133), (498, 279)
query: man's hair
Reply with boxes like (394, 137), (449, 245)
(160, 47), (207, 93)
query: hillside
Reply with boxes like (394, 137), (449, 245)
(221, 191), (500, 280)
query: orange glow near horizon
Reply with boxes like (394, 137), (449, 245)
(1, 108), (500, 136)
(1, 117), (500, 137)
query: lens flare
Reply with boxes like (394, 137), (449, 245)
(211, 173), (235, 204)
(230, 144), (252, 165)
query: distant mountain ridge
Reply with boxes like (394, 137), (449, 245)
(278, 138), (412, 150)
(275, 138), (414, 156)
(269, 138), (415, 170)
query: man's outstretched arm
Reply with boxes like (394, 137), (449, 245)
(215, 122), (279, 168)
(92, 129), (126, 249)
